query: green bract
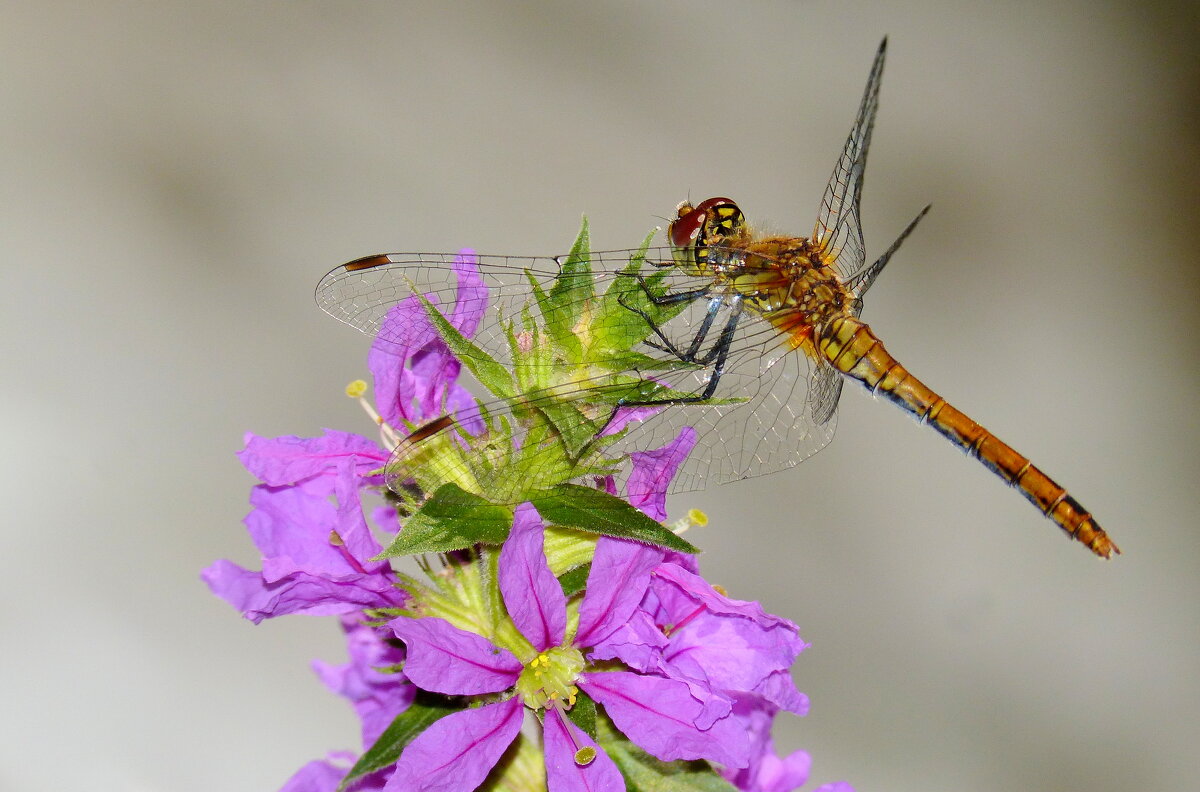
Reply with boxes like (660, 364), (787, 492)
(376, 220), (705, 559)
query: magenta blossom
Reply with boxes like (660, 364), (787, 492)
(314, 617), (414, 748)
(202, 252), (486, 622)
(385, 504), (751, 792)
(201, 440), (399, 623)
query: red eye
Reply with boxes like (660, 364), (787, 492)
(669, 201), (705, 249)
(668, 196), (740, 249)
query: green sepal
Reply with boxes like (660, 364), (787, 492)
(540, 217), (594, 360)
(556, 562), (591, 598)
(416, 293), (516, 401)
(536, 399), (602, 457)
(337, 692), (468, 791)
(375, 484), (513, 557)
(591, 229), (696, 358)
(565, 688), (597, 741)
(529, 484), (697, 554)
(597, 714), (737, 792)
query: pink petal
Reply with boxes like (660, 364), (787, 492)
(333, 460), (385, 570)
(201, 560), (388, 623)
(277, 752), (356, 792)
(384, 698), (523, 792)
(448, 250), (487, 337)
(574, 537), (663, 648)
(625, 427), (696, 520)
(498, 504), (565, 651)
(238, 431), (386, 487)
(653, 563), (797, 630)
(581, 670), (749, 768)
(542, 708), (623, 792)
(388, 617), (520, 695)
(587, 610), (667, 672)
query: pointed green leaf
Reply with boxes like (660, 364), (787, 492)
(556, 562), (591, 598)
(597, 715), (737, 792)
(592, 229), (698, 356)
(337, 692), (468, 790)
(544, 217), (595, 339)
(564, 689), (597, 740)
(536, 399), (602, 457)
(527, 269), (583, 364)
(529, 484), (697, 554)
(376, 484), (513, 557)
(416, 293), (516, 401)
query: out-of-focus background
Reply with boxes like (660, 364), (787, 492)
(3, 2), (1197, 791)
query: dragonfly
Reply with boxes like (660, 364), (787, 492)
(316, 38), (1117, 559)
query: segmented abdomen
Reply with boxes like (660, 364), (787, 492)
(815, 315), (1118, 558)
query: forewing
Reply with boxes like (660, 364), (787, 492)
(315, 248), (720, 371)
(812, 38), (887, 282)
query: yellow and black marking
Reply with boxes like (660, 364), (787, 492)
(694, 202), (745, 267)
(815, 315), (1118, 558)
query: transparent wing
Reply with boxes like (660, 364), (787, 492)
(329, 250), (845, 505)
(600, 290), (840, 493)
(316, 248), (723, 371)
(812, 38), (887, 282)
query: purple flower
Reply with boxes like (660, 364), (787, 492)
(645, 562), (809, 715)
(384, 504), (751, 792)
(313, 617), (414, 747)
(721, 701), (814, 792)
(626, 427), (696, 521)
(368, 251), (485, 430)
(202, 446), (401, 623)
(278, 752), (390, 792)
(203, 253), (487, 622)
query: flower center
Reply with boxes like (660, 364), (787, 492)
(516, 646), (584, 711)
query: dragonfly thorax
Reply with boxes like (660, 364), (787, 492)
(713, 234), (854, 350)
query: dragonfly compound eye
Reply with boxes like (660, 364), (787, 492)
(668, 196), (743, 251)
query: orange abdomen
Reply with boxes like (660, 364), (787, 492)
(816, 315), (1118, 558)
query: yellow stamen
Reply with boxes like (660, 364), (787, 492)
(344, 380), (402, 449)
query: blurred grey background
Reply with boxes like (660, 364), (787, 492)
(3, 2), (1197, 791)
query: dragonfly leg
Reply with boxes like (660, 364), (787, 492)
(595, 298), (745, 441)
(619, 272), (736, 363)
(646, 295), (737, 367)
(617, 274), (713, 360)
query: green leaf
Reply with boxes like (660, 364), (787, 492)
(376, 484), (513, 557)
(529, 485), (697, 554)
(416, 293), (516, 401)
(597, 715), (737, 792)
(556, 562), (591, 597)
(607, 741), (737, 792)
(338, 692), (468, 790)
(565, 689), (597, 740)
(542, 217), (595, 352)
(592, 229), (698, 357)
(535, 399), (602, 457)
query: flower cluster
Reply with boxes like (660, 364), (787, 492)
(204, 247), (851, 792)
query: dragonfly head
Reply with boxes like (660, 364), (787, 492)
(668, 197), (745, 268)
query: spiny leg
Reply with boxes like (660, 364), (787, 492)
(617, 272), (714, 360)
(595, 297), (745, 439)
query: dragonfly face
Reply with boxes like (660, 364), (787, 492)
(668, 197), (746, 274)
(315, 38), (1117, 558)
